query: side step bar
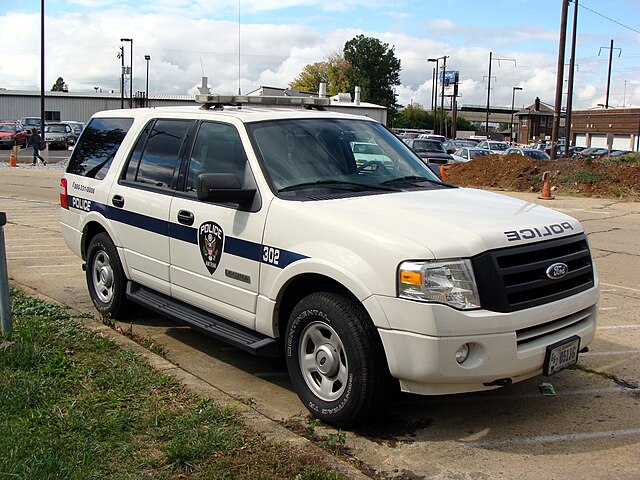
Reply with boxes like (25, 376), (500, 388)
(126, 282), (280, 357)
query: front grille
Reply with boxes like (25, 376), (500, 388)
(472, 234), (594, 313)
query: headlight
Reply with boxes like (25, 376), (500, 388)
(398, 259), (480, 310)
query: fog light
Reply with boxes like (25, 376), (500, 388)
(455, 344), (470, 364)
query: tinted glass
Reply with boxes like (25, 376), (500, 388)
(187, 122), (248, 192)
(248, 118), (446, 198)
(123, 119), (190, 189)
(66, 117), (133, 180)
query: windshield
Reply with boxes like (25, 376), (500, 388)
(469, 149), (492, 159)
(247, 118), (449, 199)
(45, 125), (66, 133)
(0, 125), (16, 132)
(490, 142), (509, 151)
(410, 139), (446, 153)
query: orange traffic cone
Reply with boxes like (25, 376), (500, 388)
(538, 171), (554, 200)
(440, 164), (446, 182)
(9, 146), (18, 167)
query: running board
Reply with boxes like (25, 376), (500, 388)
(126, 282), (280, 357)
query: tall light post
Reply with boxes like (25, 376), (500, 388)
(428, 58), (439, 133)
(429, 55), (449, 135)
(510, 87), (523, 144)
(121, 38), (133, 108)
(144, 55), (151, 107)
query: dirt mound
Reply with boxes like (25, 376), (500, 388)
(445, 154), (640, 199)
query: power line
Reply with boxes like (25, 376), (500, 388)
(578, 2), (640, 34)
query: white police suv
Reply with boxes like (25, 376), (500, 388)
(60, 95), (599, 427)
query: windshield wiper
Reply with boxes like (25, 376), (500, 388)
(381, 175), (448, 187)
(278, 179), (398, 193)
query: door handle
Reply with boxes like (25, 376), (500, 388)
(111, 195), (125, 208)
(177, 210), (194, 225)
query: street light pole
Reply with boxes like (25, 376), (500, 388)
(440, 55), (449, 137)
(510, 87), (523, 144)
(428, 58), (439, 133)
(145, 55), (151, 107)
(119, 45), (124, 109)
(121, 38), (133, 108)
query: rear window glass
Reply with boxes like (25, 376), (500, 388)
(66, 117), (133, 180)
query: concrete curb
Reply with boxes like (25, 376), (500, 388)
(10, 282), (372, 480)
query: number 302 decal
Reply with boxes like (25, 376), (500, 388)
(262, 246), (280, 266)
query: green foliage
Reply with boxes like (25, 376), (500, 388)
(603, 153), (640, 166)
(395, 103), (433, 130)
(343, 34), (401, 123)
(51, 76), (67, 92)
(289, 52), (350, 96)
(558, 169), (609, 184)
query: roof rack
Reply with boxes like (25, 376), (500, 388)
(195, 94), (330, 110)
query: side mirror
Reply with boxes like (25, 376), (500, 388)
(197, 173), (256, 208)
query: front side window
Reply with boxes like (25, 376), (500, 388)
(186, 122), (248, 193)
(123, 119), (191, 189)
(66, 117), (134, 180)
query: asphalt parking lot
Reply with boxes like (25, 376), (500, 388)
(1, 151), (639, 479)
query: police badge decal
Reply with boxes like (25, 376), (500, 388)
(198, 221), (224, 274)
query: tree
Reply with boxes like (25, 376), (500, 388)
(395, 104), (433, 130)
(289, 52), (349, 96)
(51, 77), (68, 92)
(343, 35), (401, 123)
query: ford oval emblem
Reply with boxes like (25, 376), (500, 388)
(546, 262), (569, 280)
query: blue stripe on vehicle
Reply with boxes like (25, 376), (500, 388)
(68, 196), (307, 269)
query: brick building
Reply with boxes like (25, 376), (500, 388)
(514, 97), (558, 144)
(569, 107), (640, 151)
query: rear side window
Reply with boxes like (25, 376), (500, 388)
(66, 117), (133, 180)
(123, 119), (191, 190)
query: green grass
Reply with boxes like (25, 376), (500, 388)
(0, 290), (344, 480)
(558, 169), (609, 184)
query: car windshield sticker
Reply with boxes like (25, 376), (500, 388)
(199, 221), (224, 274)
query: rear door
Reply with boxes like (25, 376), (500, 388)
(108, 118), (194, 296)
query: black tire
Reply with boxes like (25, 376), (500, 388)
(85, 233), (130, 319)
(285, 292), (394, 427)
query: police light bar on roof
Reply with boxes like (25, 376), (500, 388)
(195, 94), (331, 107)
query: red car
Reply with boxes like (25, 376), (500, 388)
(0, 122), (29, 148)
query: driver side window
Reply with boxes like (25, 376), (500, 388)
(187, 122), (248, 193)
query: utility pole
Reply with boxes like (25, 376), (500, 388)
(564, 0), (578, 157)
(485, 52), (515, 135)
(598, 39), (621, 109)
(550, 0), (570, 161)
(440, 55), (448, 136)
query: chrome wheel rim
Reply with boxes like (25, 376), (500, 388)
(298, 321), (348, 402)
(92, 249), (114, 304)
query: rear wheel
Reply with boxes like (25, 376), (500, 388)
(285, 292), (394, 427)
(86, 233), (130, 319)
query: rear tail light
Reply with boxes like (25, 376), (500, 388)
(60, 178), (68, 209)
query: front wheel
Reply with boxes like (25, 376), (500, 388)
(285, 292), (394, 427)
(85, 233), (130, 319)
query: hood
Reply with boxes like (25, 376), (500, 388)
(298, 188), (583, 259)
(0, 132), (15, 138)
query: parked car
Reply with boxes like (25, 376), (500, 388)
(608, 150), (632, 158)
(452, 139), (478, 148)
(19, 117), (43, 130)
(350, 141), (394, 168)
(0, 122), (29, 148)
(505, 147), (551, 160)
(576, 147), (598, 159)
(566, 146), (586, 157)
(475, 140), (509, 154)
(588, 148), (610, 159)
(44, 123), (75, 148)
(450, 147), (492, 163)
(403, 138), (453, 164)
(61, 121), (85, 137)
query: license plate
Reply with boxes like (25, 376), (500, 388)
(543, 336), (580, 376)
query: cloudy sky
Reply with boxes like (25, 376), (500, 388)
(2, 0), (639, 110)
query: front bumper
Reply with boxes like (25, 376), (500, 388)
(367, 286), (599, 395)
